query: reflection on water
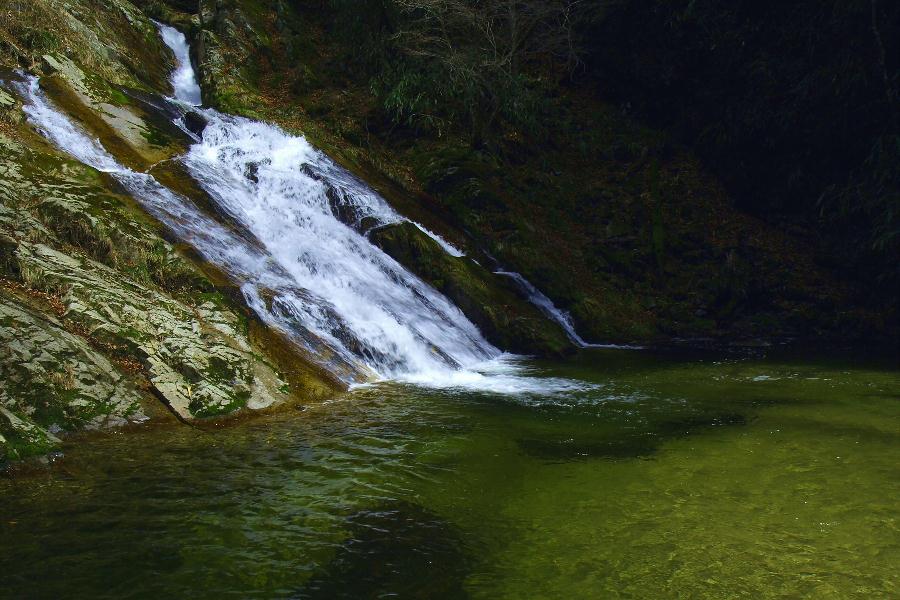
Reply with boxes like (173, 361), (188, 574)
(1, 348), (898, 599)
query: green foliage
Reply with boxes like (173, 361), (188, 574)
(372, 60), (551, 140)
(325, 0), (583, 143)
(820, 134), (900, 286)
(326, 0), (399, 71)
(647, 159), (666, 269)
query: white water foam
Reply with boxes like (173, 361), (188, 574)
(157, 23), (202, 106)
(392, 354), (597, 395)
(180, 111), (496, 380)
(161, 22), (466, 259)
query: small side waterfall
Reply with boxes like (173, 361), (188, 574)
(494, 270), (592, 347)
(11, 24), (596, 394)
(495, 271), (642, 349)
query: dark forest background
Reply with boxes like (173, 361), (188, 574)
(322, 0), (899, 291)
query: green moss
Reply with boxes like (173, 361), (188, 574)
(0, 233), (19, 280)
(37, 199), (116, 263)
(0, 413), (60, 462)
(206, 355), (237, 382)
(139, 123), (171, 147)
(188, 392), (248, 418)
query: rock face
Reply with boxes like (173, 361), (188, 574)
(192, 0), (269, 115)
(0, 292), (145, 462)
(12, 240), (289, 420)
(0, 0), (174, 93)
(185, 0), (579, 356)
(38, 62), (191, 172)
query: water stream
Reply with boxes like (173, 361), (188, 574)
(495, 270), (642, 349)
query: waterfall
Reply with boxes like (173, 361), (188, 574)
(157, 22), (202, 106)
(494, 270), (591, 347)
(180, 110), (498, 381)
(11, 25), (595, 394)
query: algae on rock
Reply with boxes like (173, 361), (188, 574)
(0, 291), (145, 461)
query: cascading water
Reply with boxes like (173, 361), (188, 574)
(156, 22), (202, 107)
(182, 112), (498, 379)
(11, 24), (594, 394)
(494, 270), (592, 347)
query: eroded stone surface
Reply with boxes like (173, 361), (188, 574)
(0, 292), (143, 461)
(39, 56), (190, 171)
(15, 240), (290, 419)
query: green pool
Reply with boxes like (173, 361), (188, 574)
(1, 347), (898, 598)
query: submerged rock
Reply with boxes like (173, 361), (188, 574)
(517, 436), (657, 461)
(517, 411), (749, 463)
(182, 110), (208, 137)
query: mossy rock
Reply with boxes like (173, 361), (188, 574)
(39, 69), (190, 172)
(569, 294), (657, 341)
(0, 407), (61, 463)
(0, 292), (147, 459)
(0, 0), (173, 92)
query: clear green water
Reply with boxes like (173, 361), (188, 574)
(1, 348), (898, 599)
